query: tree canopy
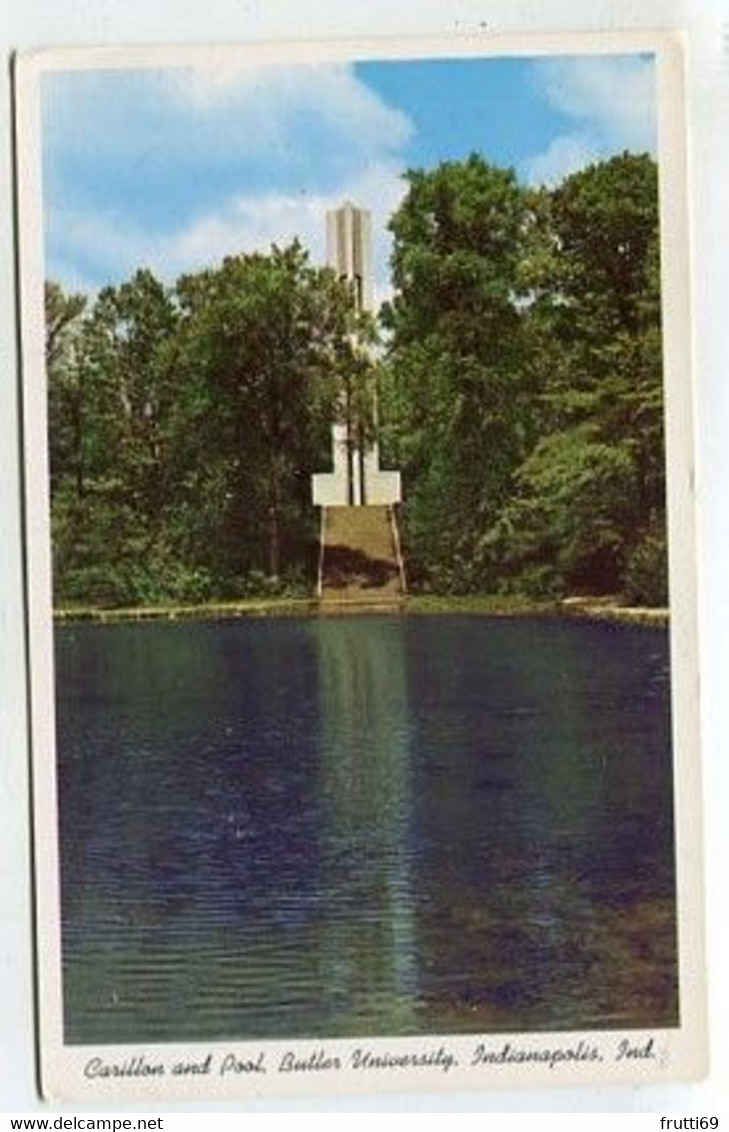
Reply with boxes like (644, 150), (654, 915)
(48, 247), (370, 605)
(46, 151), (667, 609)
(381, 151), (666, 603)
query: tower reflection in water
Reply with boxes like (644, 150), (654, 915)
(315, 614), (418, 1034)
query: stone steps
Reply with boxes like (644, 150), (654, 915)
(318, 505), (405, 606)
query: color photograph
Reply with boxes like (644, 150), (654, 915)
(18, 37), (701, 1097)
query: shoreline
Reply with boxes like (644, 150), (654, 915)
(53, 594), (669, 627)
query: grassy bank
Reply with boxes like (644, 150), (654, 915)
(559, 597), (669, 627)
(53, 592), (668, 626)
(404, 594), (556, 616)
(53, 596), (320, 624)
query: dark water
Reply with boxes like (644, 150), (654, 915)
(55, 614), (678, 1044)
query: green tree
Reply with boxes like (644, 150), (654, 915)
(46, 246), (371, 607)
(45, 281), (86, 499)
(171, 242), (369, 587)
(49, 270), (182, 605)
(496, 153), (666, 601)
(381, 154), (533, 590)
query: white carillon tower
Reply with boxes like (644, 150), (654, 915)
(311, 202), (401, 508)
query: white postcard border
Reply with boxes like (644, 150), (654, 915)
(15, 31), (706, 1102)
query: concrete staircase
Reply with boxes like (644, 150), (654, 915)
(318, 506), (406, 609)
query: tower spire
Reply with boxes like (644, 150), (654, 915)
(312, 203), (401, 509)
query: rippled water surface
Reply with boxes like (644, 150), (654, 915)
(56, 614), (677, 1043)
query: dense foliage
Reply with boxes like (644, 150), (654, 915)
(47, 246), (370, 605)
(47, 152), (667, 608)
(381, 152), (666, 604)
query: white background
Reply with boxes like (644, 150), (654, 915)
(1, 0), (727, 1115)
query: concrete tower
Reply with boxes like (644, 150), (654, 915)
(312, 203), (401, 508)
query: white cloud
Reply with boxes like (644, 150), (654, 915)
(166, 157), (407, 295)
(44, 63), (412, 187)
(47, 160), (408, 306)
(44, 61), (413, 295)
(524, 55), (656, 187)
(536, 56), (656, 152)
(170, 63), (413, 154)
(523, 134), (601, 188)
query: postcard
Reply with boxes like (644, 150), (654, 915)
(15, 31), (705, 1101)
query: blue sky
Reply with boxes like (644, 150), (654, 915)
(41, 52), (656, 299)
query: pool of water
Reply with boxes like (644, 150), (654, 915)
(55, 614), (678, 1043)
